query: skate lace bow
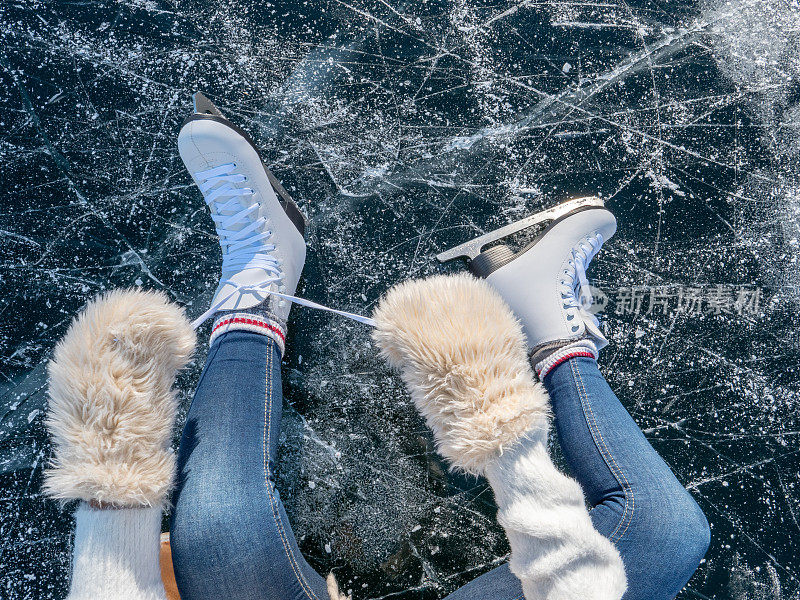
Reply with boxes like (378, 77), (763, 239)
(190, 163), (376, 329)
(560, 233), (604, 333)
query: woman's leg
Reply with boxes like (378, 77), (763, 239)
(169, 331), (330, 600)
(545, 356), (710, 600)
(438, 205), (707, 599)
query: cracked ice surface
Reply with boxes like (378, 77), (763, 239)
(1, 0), (799, 598)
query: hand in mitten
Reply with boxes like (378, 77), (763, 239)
(44, 289), (195, 600)
(372, 274), (627, 600)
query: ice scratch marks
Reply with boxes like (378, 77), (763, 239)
(0, 230), (41, 248)
(2, 0), (800, 597)
(702, 0), (800, 305)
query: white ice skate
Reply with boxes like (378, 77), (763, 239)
(437, 197), (616, 353)
(179, 92), (307, 328)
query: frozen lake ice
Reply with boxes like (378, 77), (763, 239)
(1, 0), (799, 598)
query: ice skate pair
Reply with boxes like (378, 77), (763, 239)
(178, 92), (616, 368)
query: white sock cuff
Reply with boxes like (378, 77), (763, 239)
(535, 339), (597, 380)
(485, 435), (628, 600)
(209, 312), (286, 355)
(67, 503), (166, 600)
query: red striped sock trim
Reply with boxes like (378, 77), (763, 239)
(209, 314), (287, 355)
(537, 351), (596, 379)
(211, 317), (286, 343)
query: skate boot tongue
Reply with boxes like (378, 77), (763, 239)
(189, 163), (378, 330)
(196, 163), (277, 271)
(191, 163), (283, 321)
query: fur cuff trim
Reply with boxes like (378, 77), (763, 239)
(326, 573), (351, 600)
(372, 274), (549, 476)
(43, 289), (196, 507)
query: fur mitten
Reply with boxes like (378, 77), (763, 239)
(373, 274), (627, 600)
(43, 289), (195, 600)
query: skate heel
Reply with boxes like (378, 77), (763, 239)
(469, 244), (515, 278)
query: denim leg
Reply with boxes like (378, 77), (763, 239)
(442, 563), (524, 600)
(545, 357), (710, 600)
(170, 331), (329, 600)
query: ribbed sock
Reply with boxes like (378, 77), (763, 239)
(209, 303), (286, 355)
(484, 433), (628, 600)
(533, 339), (598, 380)
(67, 503), (166, 600)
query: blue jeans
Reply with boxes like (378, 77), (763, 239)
(170, 332), (709, 600)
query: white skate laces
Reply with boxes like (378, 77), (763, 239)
(560, 232), (607, 344)
(190, 163), (376, 330)
(199, 163), (282, 276)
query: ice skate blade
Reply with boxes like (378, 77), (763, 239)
(185, 92), (308, 237)
(436, 196), (604, 263)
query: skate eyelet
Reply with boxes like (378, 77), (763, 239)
(571, 325), (579, 332)
(566, 314), (574, 321)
